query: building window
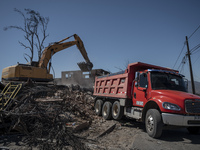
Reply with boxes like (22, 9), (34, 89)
(82, 72), (91, 79)
(66, 73), (73, 79)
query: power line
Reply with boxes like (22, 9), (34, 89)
(174, 24), (200, 69)
(178, 55), (187, 71)
(180, 56), (187, 73)
(194, 54), (200, 64)
(186, 36), (195, 94)
(188, 24), (200, 39)
(173, 43), (186, 69)
(190, 43), (200, 54)
(180, 62), (185, 74)
(192, 48), (200, 55)
(193, 56), (200, 81)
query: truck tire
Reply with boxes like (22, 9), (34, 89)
(187, 127), (200, 134)
(102, 101), (112, 120)
(95, 99), (103, 116)
(145, 109), (163, 138)
(112, 101), (124, 120)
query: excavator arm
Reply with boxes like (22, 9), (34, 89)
(38, 34), (93, 72)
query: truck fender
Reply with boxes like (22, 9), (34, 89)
(142, 100), (161, 122)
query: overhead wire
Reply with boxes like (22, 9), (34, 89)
(188, 24), (200, 39)
(190, 43), (200, 54)
(192, 48), (200, 55)
(180, 63), (185, 74)
(192, 53), (200, 82)
(173, 43), (186, 69)
(178, 55), (187, 71)
(194, 54), (200, 63)
(174, 24), (200, 82)
(174, 24), (200, 69)
(180, 56), (187, 73)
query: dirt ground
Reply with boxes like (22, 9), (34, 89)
(1, 117), (200, 150)
(82, 118), (200, 150)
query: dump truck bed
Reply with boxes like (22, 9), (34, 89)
(93, 62), (178, 99)
(93, 71), (129, 98)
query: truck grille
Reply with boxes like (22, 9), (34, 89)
(185, 99), (200, 114)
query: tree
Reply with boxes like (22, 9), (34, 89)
(115, 60), (130, 71)
(4, 8), (49, 63)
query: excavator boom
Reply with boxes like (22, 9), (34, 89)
(38, 34), (93, 72)
(73, 34), (93, 71)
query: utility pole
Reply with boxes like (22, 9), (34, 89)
(185, 36), (195, 94)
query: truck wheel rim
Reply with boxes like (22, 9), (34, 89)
(113, 104), (118, 116)
(147, 115), (154, 132)
(103, 106), (107, 116)
(95, 103), (99, 113)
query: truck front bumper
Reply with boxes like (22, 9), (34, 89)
(162, 113), (200, 126)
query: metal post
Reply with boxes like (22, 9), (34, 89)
(185, 36), (195, 94)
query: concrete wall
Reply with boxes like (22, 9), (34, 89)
(59, 69), (110, 88)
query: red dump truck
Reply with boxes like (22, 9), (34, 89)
(93, 62), (200, 138)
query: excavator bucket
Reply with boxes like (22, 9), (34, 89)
(78, 62), (93, 72)
(74, 34), (93, 71)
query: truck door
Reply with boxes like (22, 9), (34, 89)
(132, 72), (148, 107)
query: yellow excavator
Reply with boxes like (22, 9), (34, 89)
(1, 34), (93, 83)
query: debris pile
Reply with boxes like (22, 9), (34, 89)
(0, 84), (95, 150)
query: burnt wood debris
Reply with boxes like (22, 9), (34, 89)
(0, 84), (95, 150)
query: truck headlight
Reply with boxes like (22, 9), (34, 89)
(162, 102), (181, 111)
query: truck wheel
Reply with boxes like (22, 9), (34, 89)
(95, 99), (103, 116)
(187, 127), (200, 134)
(112, 101), (124, 120)
(102, 101), (112, 120)
(145, 109), (163, 138)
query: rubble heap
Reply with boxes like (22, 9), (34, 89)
(0, 84), (95, 150)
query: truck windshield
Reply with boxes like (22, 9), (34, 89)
(151, 71), (187, 92)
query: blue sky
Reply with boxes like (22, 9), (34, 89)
(0, 0), (200, 82)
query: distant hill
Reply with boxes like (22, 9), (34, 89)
(188, 81), (200, 95)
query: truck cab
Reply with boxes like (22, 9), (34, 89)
(93, 62), (200, 138)
(133, 69), (187, 109)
